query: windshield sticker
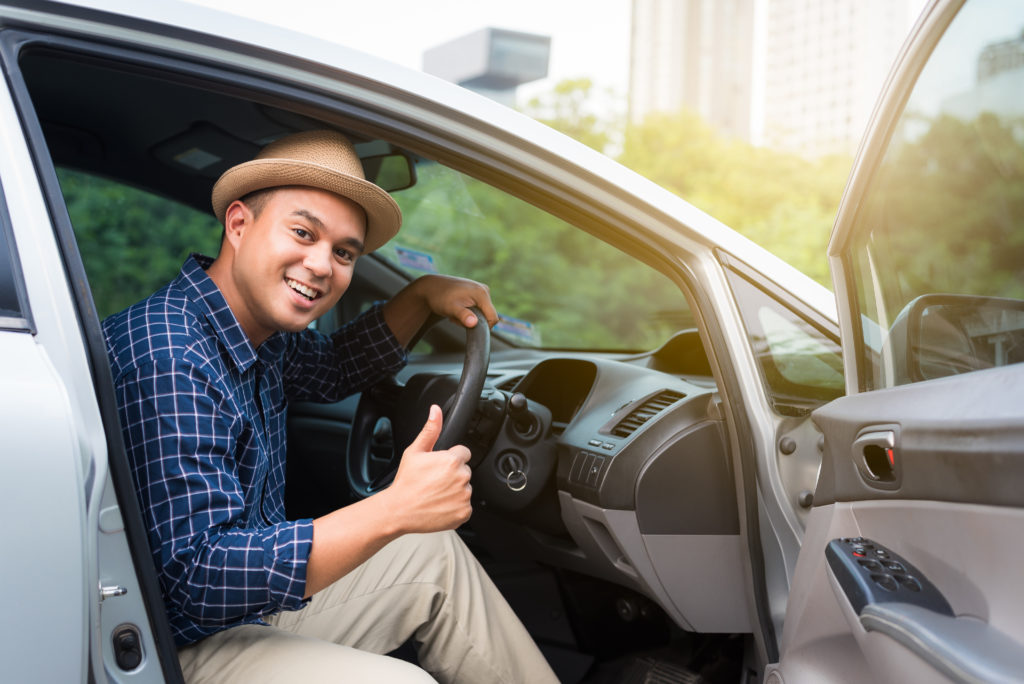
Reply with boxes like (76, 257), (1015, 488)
(394, 245), (439, 273)
(495, 315), (541, 346)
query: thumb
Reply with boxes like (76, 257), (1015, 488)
(407, 404), (443, 454)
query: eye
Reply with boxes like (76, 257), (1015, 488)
(334, 247), (355, 263)
(292, 227), (312, 240)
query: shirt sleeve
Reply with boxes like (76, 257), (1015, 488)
(116, 358), (313, 629)
(281, 302), (408, 402)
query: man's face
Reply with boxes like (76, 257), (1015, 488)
(223, 187), (366, 344)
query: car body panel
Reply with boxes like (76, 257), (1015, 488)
(0, 331), (88, 682)
(0, 19), (186, 683)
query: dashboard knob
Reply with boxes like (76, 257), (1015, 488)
(509, 392), (528, 416)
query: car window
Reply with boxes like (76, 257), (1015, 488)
(0, 213), (22, 320)
(57, 163), (690, 354)
(378, 161), (689, 351)
(727, 270), (844, 413)
(0, 180), (28, 328)
(847, 0), (1024, 390)
(56, 167), (221, 320)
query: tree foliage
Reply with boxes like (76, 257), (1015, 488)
(856, 111), (1024, 312)
(57, 168), (222, 319)
(380, 163), (685, 350)
(621, 110), (851, 287)
(525, 79), (851, 287)
(522, 77), (619, 154)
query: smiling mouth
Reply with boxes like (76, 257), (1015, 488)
(285, 277), (322, 302)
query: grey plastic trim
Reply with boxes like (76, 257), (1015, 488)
(860, 603), (1024, 684)
(813, 364), (1024, 507)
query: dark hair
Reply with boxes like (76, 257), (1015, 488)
(217, 187), (279, 249)
(237, 187), (279, 219)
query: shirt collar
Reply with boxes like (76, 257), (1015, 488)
(177, 254), (287, 372)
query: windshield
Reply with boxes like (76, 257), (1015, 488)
(378, 160), (689, 351)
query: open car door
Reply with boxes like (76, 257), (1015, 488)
(769, 0), (1024, 682)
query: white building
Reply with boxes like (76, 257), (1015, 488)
(629, 0), (755, 141)
(629, 0), (922, 157)
(762, 0), (916, 156)
(423, 28), (551, 108)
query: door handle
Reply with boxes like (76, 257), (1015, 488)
(852, 428), (899, 486)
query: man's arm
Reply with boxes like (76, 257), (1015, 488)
(282, 274), (497, 404)
(117, 359), (313, 629)
(382, 274), (499, 346)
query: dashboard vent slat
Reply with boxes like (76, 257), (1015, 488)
(610, 390), (685, 438)
(495, 375), (523, 392)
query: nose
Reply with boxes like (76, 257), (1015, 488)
(303, 243), (333, 279)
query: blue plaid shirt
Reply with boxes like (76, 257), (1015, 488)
(103, 255), (407, 646)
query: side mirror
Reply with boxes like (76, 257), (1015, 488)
(361, 153), (416, 193)
(905, 294), (1024, 382)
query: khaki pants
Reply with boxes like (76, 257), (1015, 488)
(177, 530), (558, 683)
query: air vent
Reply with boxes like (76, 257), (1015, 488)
(495, 375), (523, 392)
(609, 390), (685, 438)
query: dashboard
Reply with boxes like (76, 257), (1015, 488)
(454, 340), (751, 635)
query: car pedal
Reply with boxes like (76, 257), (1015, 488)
(623, 657), (701, 684)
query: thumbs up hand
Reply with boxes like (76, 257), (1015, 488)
(384, 405), (473, 533)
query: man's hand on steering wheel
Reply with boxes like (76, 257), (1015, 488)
(383, 275), (499, 347)
(379, 404), (473, 533)
(347, 276), (494, 499)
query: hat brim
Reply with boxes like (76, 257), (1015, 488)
(211, 158), (402, 253)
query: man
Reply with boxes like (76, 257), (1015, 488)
(104, 130), (558, 683)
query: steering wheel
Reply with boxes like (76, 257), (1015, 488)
(346, 307), (491, 498)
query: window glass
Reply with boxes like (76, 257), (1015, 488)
(849, 0), (1024, 389)
(56, 167), (221, 319)
(728, 271), (844, 413)
(57, 163), (689, 353)
(378, 161), (689, 351)
(0, 213), (23, 320)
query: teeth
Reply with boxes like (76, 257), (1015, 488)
(286, 278), (318, 300)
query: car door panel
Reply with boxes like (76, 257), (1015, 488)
(776, 497), (1024, 684)
(813, 364), (1024, 508)
(773, 370), (1024, 683)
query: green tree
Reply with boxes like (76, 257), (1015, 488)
(618, 110), (850, 287)
(521, 78), (620, 155)
(384, 162), (685, 350)
(525, 80), (854, 287)
(858, 111), (1024, 311)
(57, 168), (222, 319)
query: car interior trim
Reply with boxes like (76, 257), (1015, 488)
(859, 600), (1024, 683)
(672, 259), (780, 663)
(812, 363), (1024, 508)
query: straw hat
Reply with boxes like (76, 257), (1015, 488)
(211, 130), (402, 252)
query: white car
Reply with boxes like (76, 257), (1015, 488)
(0, 0), (1021, 682)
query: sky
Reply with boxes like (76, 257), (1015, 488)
(185, 0), (632, 102)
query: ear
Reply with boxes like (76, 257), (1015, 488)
(223, 200), (251, 250)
